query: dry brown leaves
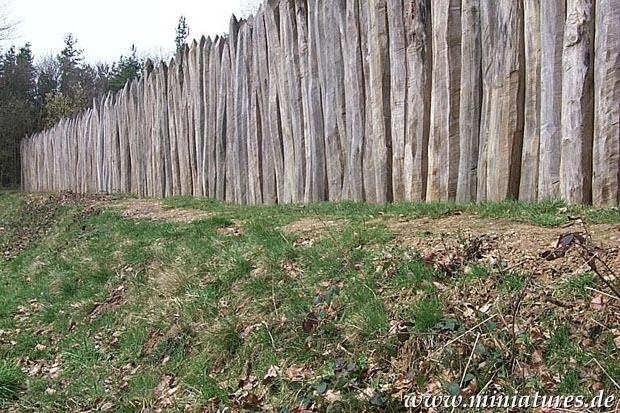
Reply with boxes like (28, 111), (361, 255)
(88, 285), (126, 322)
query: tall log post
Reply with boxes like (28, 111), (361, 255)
(538, 0), (565, 200)
(593, 0), (620, 206)
(477, 1), (524, 202)
(519, 0), (542, 202)
(427, 0), (461, 202)
(560, 0), (594, 204)
(457, 0), (482, 202)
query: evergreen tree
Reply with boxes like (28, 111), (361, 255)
(0, 44), (37, 187)
(108, 45), (142, 93)
(42, 34), (102, 126)
(34, 55), (60, 130)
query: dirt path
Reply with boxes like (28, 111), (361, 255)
(103, 198), (213, 223)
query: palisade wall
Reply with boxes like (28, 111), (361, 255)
(20, 0), (620, 205)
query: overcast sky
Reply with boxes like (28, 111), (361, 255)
(7, 0), (249, 63)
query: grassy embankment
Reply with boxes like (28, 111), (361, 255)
(0, 192), (619, 412)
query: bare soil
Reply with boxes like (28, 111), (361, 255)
(386, 214), (620, 277)
(104, 198), (213, 223)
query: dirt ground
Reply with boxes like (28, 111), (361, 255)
(386, 215), (620, 278)
(281, 213), (620, 280)
(104, 198), (213, 223)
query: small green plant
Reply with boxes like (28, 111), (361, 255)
(560, 273), (595, 299)
(0, 359), (25, 402)
(499, 271), (529, 293)
(412, 297), (444, 333)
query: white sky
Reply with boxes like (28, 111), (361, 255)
(7, 0), (247, 63)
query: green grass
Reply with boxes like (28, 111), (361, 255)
(0, 360), (25, 402)
(559, 273), (596, 299)
(0, 193), (618, 411)
(162, 196), (620, 227)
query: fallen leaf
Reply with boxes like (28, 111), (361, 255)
(302, 312), (319, 333)
(479, 303), (492, 314)
(101, 402), (114, 411)
(262, 365), (281, 385)
(591, 295), (606, 309)
(396, 323), (411, 343)
(531, 350), (544, 366)
(324, 390), (341, 403)
(239, 374), (257, 391)
(285, 365), (309, 382)
(241, 393), (260, 406)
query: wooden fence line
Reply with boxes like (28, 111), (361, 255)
(20, 0), (620, 205)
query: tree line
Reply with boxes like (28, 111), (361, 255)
(0, 15), (193, 189)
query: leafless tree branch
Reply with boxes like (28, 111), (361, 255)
(0, 1), (17, 43)
(239, 0), (263, 18)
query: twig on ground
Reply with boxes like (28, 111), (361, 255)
(503, 258), (533, 273)
(575, 220), (620, 300)
(510, 275), (530, 374)
(580, 249), (620, 300)
(544, 294), (575, 309)
(271, 274), (279, 319)
(587, 358), (620, 390)
(585, 286), (620, 303)
(427, 314), (498, 360)
(460, 333), (480, 388)
(589, 317), (613, 333)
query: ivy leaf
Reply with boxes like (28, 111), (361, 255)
(444, 381), (461, 397)
(370, 395), (388, 407)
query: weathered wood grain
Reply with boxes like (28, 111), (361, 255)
(255, 10), (276, 204)
(301, 0), (326, 203)
(360, 0), (376, 203)
(368, 0), (392, 203)
(21, 0), (617, 207)
(167, 57), (181, 196)
(209, 38), (225, 200)
(387, 0), (406, 202)
(342, 0), (365, 202)
(538, 0), (565, 200)
(265, 3), (295, 203)
(519, 0), (541, 202)
(281, 0), (306, 203)
(593, 0), (620, 206)
(560, 0), (594, 204)
(404, 0), (431, 201)
(233, 22), (250, 204)
(457, 0), (481, 203)
(478, 0), (524, 202)
(222, 41), (235, 203)
(249, 19), (264, 206)
(427, 0), (461, 202)
(225, 16), (240, 203)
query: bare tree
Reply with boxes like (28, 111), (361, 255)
(0, 1), (16, 43)
(139, 47), (175, 66)
(239, 0), (263, 18)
